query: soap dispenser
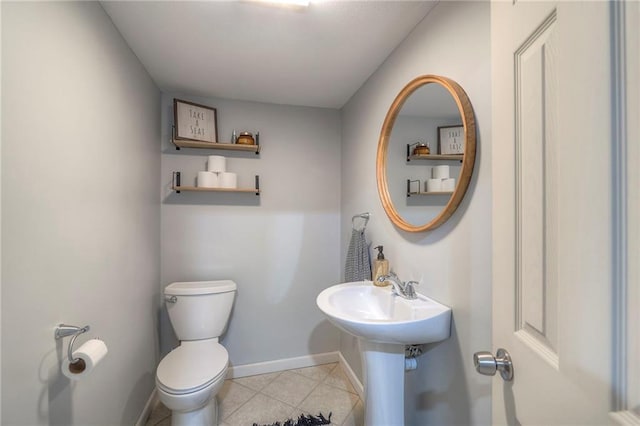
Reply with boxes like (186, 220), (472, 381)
(373, 245), (390, 286)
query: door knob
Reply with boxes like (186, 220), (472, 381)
(473, 348), (513, 381)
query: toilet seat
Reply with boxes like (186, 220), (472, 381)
(156, 341), (228, 395)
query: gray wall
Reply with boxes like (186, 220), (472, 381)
(1, 1), (491, 423)
(1, 2), (160, 425)
(340, 2), (492, 425)
(160, 94), (342, 366)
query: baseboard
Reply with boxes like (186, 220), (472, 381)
(227, 351), (340, 379)
(338, 351), (364, 399)
(134, 388), (158, 426)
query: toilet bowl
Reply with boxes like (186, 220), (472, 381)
(156, 280), (236, 426)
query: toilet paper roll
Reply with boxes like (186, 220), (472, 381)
(426, 178), (443, 193)
(442, 178), (456, 192)
(61, 339), (108, 381)
(207, 155), (226, 173)
(197, 171), (219, 188)
(432, 165), (450, 179)
(219, 172), (237, 189)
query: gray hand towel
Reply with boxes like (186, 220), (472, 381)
(345, 229), (372, 282)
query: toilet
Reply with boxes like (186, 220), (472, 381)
(156, 280), (236, 426)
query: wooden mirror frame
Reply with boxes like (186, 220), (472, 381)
(376, 75), (476, 232)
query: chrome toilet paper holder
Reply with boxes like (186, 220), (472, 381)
(55, 324), (90, 364)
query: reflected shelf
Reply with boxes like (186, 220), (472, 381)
(407, 154), (463, 162)
(407, 191), (453, 197)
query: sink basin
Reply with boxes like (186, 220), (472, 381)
(316, 281), (451, 345)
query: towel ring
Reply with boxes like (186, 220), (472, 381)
(352, 212), (370, 231)
(55, 324), (90, 364)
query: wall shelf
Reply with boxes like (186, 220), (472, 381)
(171, 127), (260, 154)
(173, 186), (260, 195)
(172, 172), (260, 196)
(172, 139), (260, 154)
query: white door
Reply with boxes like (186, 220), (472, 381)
(491, 1), (619, 424)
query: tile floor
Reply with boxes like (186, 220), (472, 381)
(146, 362), (364, 426)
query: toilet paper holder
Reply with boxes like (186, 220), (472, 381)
(55, 324), (90, 364)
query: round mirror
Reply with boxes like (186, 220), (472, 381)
(376, 75), (476, 232)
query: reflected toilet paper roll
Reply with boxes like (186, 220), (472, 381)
(426, 178), (443, 192)
(442, 178), (456, 192)
(219, 172), (237, 189)
(207, 155), (226, 173)
(432, 165), (450, 179)
(61, 339), (108, 381)
(197, 171), (219, 188)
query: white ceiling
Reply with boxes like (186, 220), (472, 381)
(101, 1), (436, 109)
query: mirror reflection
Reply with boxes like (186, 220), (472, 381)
(386, 83), (462, 227)
(376, 75), (476, 232)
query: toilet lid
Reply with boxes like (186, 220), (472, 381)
(156, 342), (228, 394)
(165, 280), (236, 296)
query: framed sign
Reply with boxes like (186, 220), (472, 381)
(438, 125), (464, 155)
(174, 99), (218, 143)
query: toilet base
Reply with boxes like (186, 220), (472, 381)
(171, 397), (218, 426)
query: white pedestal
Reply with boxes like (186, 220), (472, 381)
(359, 339), (406, 426)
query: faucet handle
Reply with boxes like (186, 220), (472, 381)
(404, 281), (419, 298)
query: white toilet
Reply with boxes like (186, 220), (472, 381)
(156, 280), (236, 426)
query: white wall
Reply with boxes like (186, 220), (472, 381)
(160, 94), (342, 366)
(1, 2), (160, 424)
(340, 2), (492, 425)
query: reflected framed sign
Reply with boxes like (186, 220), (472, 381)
(438, 125), (465, 155)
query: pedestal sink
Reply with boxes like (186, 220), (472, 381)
(316, 281), (451, 426)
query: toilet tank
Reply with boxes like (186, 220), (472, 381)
(164, 280), (237, 341)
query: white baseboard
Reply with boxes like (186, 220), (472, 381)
(134, 388), (158, 426)
(338, 351), (364, 399)
(227, 350), (364, 398)
(227, 351), (340, 379)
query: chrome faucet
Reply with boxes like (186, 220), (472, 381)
(377, 271), (419, 300)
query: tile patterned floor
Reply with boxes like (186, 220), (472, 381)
(146, 362), (364, 426)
